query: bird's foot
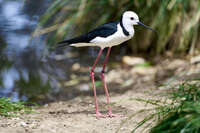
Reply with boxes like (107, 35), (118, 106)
(107, 111), (122, 118)
(96, 112), (107, 118)
(95, 111), (122, 118)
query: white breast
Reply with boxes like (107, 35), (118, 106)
(70, 24), (134, 49)
(90, 24), (133, 49)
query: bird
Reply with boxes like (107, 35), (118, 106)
(57, 11), (156, 118)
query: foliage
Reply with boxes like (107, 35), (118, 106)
(150, 83), (200, 133)
(116, 83), (200, 133)
(35, 0), (200, 55)
(0, 97), (34, 117)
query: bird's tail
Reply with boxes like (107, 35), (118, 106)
(56, 36), (83, 48)
(57, 35), (88, 48)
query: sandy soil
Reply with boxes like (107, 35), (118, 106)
(0, 90), (156, 133)
(1, 57), (199, 133)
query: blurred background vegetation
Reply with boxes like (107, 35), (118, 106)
(36, 0), (200, 55)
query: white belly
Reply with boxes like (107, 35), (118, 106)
(92, 36), (131, 48)
(70, 23), (134, 49)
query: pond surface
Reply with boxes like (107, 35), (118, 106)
(0, 0), (61, 102)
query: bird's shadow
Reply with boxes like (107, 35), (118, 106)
(48, 102), (128, 116)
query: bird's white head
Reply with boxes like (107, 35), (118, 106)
(122, 11), (139, 25)
(122, 11), (156, 33)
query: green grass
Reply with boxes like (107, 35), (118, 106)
(150, 83), (200, 133)
(0, 97), (34, 117)
(135, 62), (152, 67)
(116, 82), (200, 133)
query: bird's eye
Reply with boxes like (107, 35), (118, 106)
(130, 17), (134, 20)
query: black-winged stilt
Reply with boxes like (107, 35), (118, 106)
(57, 11), (156, 118)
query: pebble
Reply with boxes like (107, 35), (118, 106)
(122, 56), (145, 66)
(190, 55), (200, 64)
(20, 121), (27, 127)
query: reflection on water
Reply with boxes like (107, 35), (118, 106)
(0, 0), (63, 103)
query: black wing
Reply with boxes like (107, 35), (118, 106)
(57, 21), (119, 47)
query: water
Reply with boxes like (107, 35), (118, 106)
(0, 0), (61, 102)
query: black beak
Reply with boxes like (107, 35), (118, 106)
(137, 22), (157, 33)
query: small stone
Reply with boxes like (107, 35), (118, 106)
(44, 104), (49, 107)
(167, 59), (187, 69)
(190, 55), (200, 64)
(122, 56), (145, 66)
(72, 63), (80, 71)
(131, 67), (156, 75)
(78, 84), (90, 91)
(20, 121), (27, 127)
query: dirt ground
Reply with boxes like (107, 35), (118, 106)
(0, 91), (155, 133)
(0, 57), (200, 133)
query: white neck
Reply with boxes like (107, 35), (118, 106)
(122, 20), (134, 37)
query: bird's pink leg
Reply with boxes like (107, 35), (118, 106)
(90, 48), (106, 118)
(101, 47), (120, 117)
